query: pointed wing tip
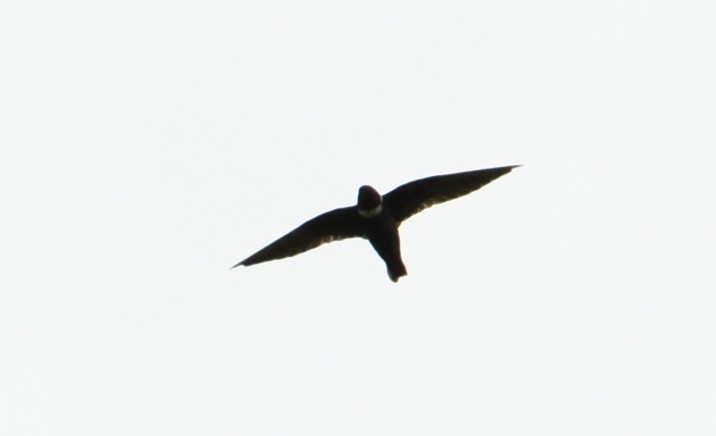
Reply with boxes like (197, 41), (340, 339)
(499, 164), (522, 175)
(230, 261), (244, 269)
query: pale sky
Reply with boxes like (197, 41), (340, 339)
(2, 1), (715, 435)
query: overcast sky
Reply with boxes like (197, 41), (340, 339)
(2, 1), (715, 435)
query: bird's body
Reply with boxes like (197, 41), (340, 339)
(233, 165), (519, 282)
(361, 202), (407, 282)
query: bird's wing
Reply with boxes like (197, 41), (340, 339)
(383, 165), (519, 224)
(232, 206), (364, 268)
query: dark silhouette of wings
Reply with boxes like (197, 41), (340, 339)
(383, 165), (519, 224)
(232, 206), (364, 268)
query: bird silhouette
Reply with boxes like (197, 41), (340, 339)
(232, 165), (519, 282)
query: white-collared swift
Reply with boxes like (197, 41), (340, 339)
(232, 165), (519, 282)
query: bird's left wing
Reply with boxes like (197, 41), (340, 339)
(383, 165), (519, 224)
(232, 206), (364, 268)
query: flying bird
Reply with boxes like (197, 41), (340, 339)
(232, 165), (519, 282)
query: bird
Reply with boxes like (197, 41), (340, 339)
(232, 165), (519, 282)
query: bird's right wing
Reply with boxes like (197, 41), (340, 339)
(232, 206), (364, 268)
(383, 165), (519, 224)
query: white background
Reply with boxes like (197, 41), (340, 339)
(2, 1), (715, 434)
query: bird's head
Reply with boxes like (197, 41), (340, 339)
(357, 185), (382, 218)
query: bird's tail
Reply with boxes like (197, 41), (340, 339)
(388, 262), (408, 283)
